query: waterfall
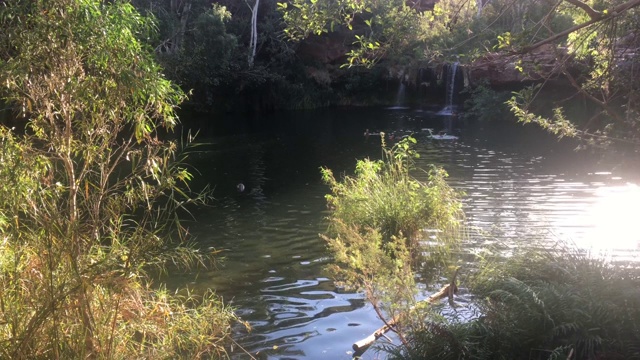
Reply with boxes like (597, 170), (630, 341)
(438, 62), (458, 115)
(446, 62), (458, 110)
(395, 82), (406, 107)
(388, 81), (407, 109)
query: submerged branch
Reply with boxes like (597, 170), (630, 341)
(352, 268), (460, 354)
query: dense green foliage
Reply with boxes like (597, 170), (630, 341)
(321, 136), (463, 348)
(157, 4), (239, 109)
(0, 1), (236, 358)
(388, 244), (640, 360)
(462, 84), (514, 123)
(278, 0), (574, 65)
(322, 136), (462, 247)
(278, 0), (640, 148)
(130, 0), (342, 111)
(280, 0), (426, 67)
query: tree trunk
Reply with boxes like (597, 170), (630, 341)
(175, 1), (191, 53)
(248, 0), (259, 67)
(161, 0), (192, 54)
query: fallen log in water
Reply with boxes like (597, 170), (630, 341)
(352, 269), (459, 354)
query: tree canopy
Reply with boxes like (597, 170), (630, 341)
(278, 0), (640, 148)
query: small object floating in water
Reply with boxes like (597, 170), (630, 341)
(364, 129), (381, 137)
(423, 128), (459, 140)
(432, 132), (459, 140)
(237, 183), (245, 192)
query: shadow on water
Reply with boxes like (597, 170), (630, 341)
(175, 107), (640, 359)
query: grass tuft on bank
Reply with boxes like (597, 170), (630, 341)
(389, 243), (640, 360)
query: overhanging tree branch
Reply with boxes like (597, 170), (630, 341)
(563, 0), (601, 20)
(518, 0), (640, 53)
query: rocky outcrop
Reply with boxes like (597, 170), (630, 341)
(293, 1), (590, 90)
(297, 33), (349, 64)
(468, 44), (568, 87)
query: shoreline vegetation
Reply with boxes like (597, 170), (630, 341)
(0, 1), (241, 358)
(386, 242), (640, 360)
(322, 137), (640, 360)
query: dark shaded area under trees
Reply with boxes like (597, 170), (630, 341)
(130, 0), (397, 115)
(126, 0), (640, 152)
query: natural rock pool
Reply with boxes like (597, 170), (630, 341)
(176, 107), (640, 359)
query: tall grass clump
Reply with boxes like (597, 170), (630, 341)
(320, 135), (464, 348)
(390, 242), (640, 360)
(321, 135), (462, 252)
(0, 1), (237, 358)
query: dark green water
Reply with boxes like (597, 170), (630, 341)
(179, 107), (640, 359)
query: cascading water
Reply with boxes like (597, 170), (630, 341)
(396, 82), (406, 106)
(438, 62), (458, 116)
(388, 81), (407, 110)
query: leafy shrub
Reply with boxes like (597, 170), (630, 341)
(462, 83), (514, 122)
(320, 135), (464, 351)
(321, 135), (463, 251)
(0, 1), (238, 358)
(391, 243), (640, 360)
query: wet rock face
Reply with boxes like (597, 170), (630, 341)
(469, 53), (527, 86)
(468, 44), (567, 87)
(297, 33), (349, 64)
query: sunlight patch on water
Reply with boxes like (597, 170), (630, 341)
(582, 183), (640, 252)
(550, 182), (640, 258)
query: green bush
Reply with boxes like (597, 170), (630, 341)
(462, 84), (514, 122)
(0, 1), (237, 358)
(320, 135), (464, 349)
(390, 243), (640, 360)
(321, 135), (463, 251)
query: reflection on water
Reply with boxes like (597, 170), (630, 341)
(570, 183), (640, 254)
(185, 108), (640, 359)
(414, 138), (640, 262)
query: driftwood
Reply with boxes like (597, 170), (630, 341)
(352, 269), (459, 354)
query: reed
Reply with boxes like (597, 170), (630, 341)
(321, 135), (463, 253)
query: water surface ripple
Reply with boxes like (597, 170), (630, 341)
(185, 108), (639, 359)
